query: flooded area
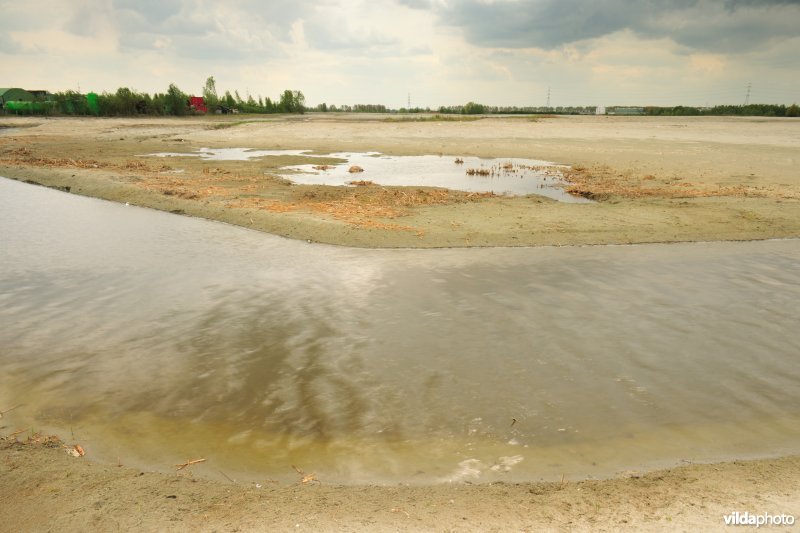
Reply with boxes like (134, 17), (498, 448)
(146, 148), (586, 200)
(1, 177), (799, 485)
(147, 147), (310, 160)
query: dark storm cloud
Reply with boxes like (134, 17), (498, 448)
(409, 0), (800, 52)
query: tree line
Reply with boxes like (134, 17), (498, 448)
(435, 102), (799, 117)
(5, 82), (796, 117)
(644, 104), (798, 117)
(436, 103), (599, 115)
(200, 76), (305, 114)
(2, 76), (306, 116)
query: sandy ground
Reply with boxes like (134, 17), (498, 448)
(1, 436), (798, 532)
(0, 113), (798, 247)
(2, 114), (799, 530)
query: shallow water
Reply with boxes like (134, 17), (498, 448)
(1, 177), (799, 485)
(147, 147), (310, 160)
(146, 148), (587, 201)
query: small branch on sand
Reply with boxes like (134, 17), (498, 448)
(175, 458), (206, 471)
(390, 507), (411, 518)
(218, 469), (235, 483)
(3, 427), (30, 440)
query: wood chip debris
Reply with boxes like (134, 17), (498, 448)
(292, 464), (320, 484)
(65, 444), (85, 457)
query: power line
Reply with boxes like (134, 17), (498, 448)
(744, 82), (752, 106)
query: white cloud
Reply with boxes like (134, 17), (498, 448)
(0, 0), (797, 107)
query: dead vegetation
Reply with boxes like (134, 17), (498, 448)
(465, 168), (491, 176)
(226, 184), (494, 232)
(563, 165), (786, 200)
(464, 161), (564, 180)
(0, 147), (177, 175)
(1, 428), (86, 459)
(2, 147), (107, 170)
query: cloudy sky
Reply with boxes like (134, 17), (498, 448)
(2, 0), (798, 108)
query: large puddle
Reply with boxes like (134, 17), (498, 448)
(145, 148), (588, 201)
(1, 177), (799, 485)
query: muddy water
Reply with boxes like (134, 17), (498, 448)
(1, 177), (799, 485)
(146, 148), (586, 200)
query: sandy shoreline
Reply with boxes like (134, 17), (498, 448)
(1, 114), (799, 248)
(1, 435), (798, 532)
(2, 114), (799, 530)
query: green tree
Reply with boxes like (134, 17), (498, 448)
(279, 90), (305, 113)
(279, 90), (294, 112)
(462, 101), (486, 114)
(114, 87), (138, 115)
(293, 90), (305, 113)
(203, 76), (219, 108)
(165, 83), (189, 116)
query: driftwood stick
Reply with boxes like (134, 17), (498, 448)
(175, 458), (206, 471)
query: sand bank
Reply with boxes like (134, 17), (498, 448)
(1, 114), (798, 248)
(1, 436), (798, 532)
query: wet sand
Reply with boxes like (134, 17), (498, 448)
(0, 113), (798, 248)
(1, 114), (799, 530)
(1, 437), (798, 532)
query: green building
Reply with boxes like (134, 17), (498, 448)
(609, 106), (645, 116)
(0, 88), (35, 105)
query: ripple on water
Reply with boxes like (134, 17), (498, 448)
(0, 177), (798, 484)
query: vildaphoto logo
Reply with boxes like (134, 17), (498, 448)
(723, 511), (795, 527)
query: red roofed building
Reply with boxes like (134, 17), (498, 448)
(189, 96), (207, 113)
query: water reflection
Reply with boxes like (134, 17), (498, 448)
(1, 177), (799, 484)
